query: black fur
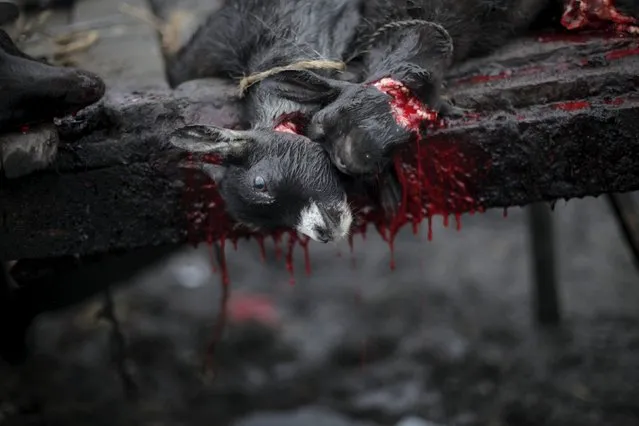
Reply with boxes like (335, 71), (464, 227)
(272, 0), (552, 176)
(167, 0), (553, 228)
(170, 125), (348, 237)
(165, 0), (365, 240)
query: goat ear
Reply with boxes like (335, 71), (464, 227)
(169, 125), (250, 162)
(264, 70), (343, 104)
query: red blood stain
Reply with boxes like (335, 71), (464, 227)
(299, 236), (311, 275)
(256, 236), (266, 262)
(20, 125), (29, 134)
(350, 78), (487, 269)
(285, 231), (296, 285)
(273, 234), (282, 260)
(552, 100), (591, 111)
(453, 66), (546, 85)
(178, 1), (637, 371)
(227, 294), (278, 326)
(603, 97), (625, 105)
(453, 37), (637, 88)
(605, 46), (639, 60)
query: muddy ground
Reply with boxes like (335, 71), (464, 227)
(2, 200), (639, 426)
(2, 1), (639, 425)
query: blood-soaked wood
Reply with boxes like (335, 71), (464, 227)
(1, 35), (639, 260)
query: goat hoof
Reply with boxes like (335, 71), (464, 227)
(0, 29), (106, 133)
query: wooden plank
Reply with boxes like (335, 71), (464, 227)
(1, 35), (639, 260)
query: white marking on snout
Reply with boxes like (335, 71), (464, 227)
(296, 201), (325, 242)
(295, 199), (353, 243)
(337, 197), (354, 239)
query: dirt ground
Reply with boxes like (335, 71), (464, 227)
(2, 1), (639, 425)
(2, 199), (639, 426)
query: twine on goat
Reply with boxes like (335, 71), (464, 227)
(237, 59), (346, 96)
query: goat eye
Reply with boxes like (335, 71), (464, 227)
(253, 176), (267, 191)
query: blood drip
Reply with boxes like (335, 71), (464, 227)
(299, 236), (311, 275)
(605, 46), (639, 60)
(256, 236), (266, 262)
(207, 244), (218, 274)
(178, 0), (639, 305)
(202, 237), (230, 377)
(273, 234), (282, 260)
(359, 78), (487, 268)
(285, 231), (296, 285)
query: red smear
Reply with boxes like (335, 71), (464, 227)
(273, 111), (308, 134)
(605, 46), (639, 60)
(256, 236), (266, 263)
(219, 238), (229, 286)
(272, 233), (283, 260)
(552, 100), (591, 111)
(227, 294), (279, 326)
(299, 236), (311, 275)
(455, 22), (638, 89)
(603, 97), (626, 105)
(346, 78), (489, 269)
(177, 0), (639, 373)
(19, 125), (29, 134)
(285, 231), (296, 285)
(203, 239), (229, 378)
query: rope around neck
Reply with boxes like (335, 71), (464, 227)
(237, 59), (346, 96)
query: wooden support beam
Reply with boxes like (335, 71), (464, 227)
(1, 35), (639, 260)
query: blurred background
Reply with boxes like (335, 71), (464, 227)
(2, 1), (639, 425)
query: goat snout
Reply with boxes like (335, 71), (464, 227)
(296, 199), (353, 244)
(313, 225), (331, 243)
